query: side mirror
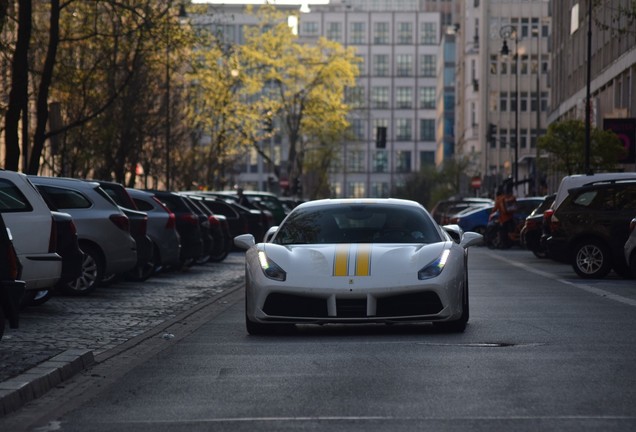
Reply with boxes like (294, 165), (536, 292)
(234, 234), (255, 250)
(442, 224), (462, 243)
(460, 231), (483, 248)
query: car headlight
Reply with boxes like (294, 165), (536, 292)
(418, 249), (450, 280)
(258, 251), (286, 281)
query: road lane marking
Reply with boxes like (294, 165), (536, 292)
(484, 250), (636, 308)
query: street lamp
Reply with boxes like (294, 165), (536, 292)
(165, 3), (188, 191)
(500, 25), (519, 188)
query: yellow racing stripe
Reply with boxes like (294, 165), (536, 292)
(355, 244), (371, 276)
(333, 244), (350, 276)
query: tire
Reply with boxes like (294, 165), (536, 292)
(572, 239), (612, 279)
(434, 275), (469, 333)
(209, 235), (229, 262)
(126, 244), (157, 282)
(60, 245), (103, 295)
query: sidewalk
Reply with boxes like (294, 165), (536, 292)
(0, 254), (245, 417)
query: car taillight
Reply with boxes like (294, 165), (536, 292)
(179, 213), (199, 225)
(49, 216), (58, 253)
(543, 209), (553, 222)
(449, 217), (459, 224)
(109, 214), (130, 232)
(525, 219), (537, 229)
(165, 212), (176, 229)
(550, 213), (560, 233)
(140, 215), (148, 234)
(208, 215), (220, 226)
(69, 219), (78, 236)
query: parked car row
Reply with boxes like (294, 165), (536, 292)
(0, 171), (282, 327)
(519, 173), (636, 279)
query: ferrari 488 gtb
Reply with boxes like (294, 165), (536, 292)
(234, 198), (482, 334)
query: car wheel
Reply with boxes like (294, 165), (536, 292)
(209, 236), (229, 262)
(127, 245), (157, 282)
(61, 245), (103, 295)
(572, 239), (611, 279)
(434, 276), (469, 333)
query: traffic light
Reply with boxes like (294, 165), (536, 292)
(376, 126), (387, 149)
(487, 123), (497, 143)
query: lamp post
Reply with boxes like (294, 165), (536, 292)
(165, 3), (187, 191)
(500, 25), (519, 188)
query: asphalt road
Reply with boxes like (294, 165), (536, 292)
(2, 247), (636, 431)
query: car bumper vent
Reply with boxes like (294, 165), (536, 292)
(375, 292), (443, 317)
(336, 298), (367, 318)
(263, 293), (328, 318)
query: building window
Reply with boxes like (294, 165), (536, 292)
(419, 119), (435, 141)
(396, 119), (412, 141)
(373, 150), (388, 173)
(500, 91), (508, 112)
(541, 92), (548, 111)
(347, 182), (365, 198)
(420, 151), (435, 167)
(396, 87), (413, 109)
(490, 55), (498, 74)
(373, 22), (389, 44)
(396, 54), (413, 77)
(350, 118), (365, 139)
(419, 87), (435, 109)
(520, 128), (528, 149)
(371, 87), (389, 109)
(326, 22), (342, 41)
(346, 86), (365, 107)
(397, 22), (413, 44)
(350, 22), (366, 44)
(395, 151), (412, 173)
(420, 54), (436, 77)
(420, 22), (437, 45)
(301, 21), (318, 37)
(373, 54), (389, 76)
(370, 182), (390, 198)
(520, 91), (529, 112)
(357, 55), (366, 76)
(499, 128), (508, 148)
(347, 150), (366, 172)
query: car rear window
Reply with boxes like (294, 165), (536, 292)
(0, 179), (33, 212)
(36, 185), (92, 209)
(133, 198), (154, 212)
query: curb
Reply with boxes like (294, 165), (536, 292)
(0, 280), (243, 418)
(0, 349), (94, 417)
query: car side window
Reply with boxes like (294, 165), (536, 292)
(36, 185), (92, 209)
(133, 198), (154, 212)
(0, 179), (33, 212)
(616, 185), (636, 210)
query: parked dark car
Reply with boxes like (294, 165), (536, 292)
(197, 192), (270, 241)
(430, 197), (494, 225)
(189, 195), (250, 240)
(0, 212), (26, 340)
(180, 195), (215, 264)
(149, 191), (204, 267)
(520, 193), (556, 258)
(184, 194), (230, 262)
(546, 180), (636, 279)
(126, 188), (181, 273)
(93, 181), (154, 281)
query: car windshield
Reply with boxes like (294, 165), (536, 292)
(273, 204), (442, 245)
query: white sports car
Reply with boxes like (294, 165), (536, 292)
(234, 198), (483, 334)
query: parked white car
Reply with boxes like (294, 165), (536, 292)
(0, 170), (62, 293)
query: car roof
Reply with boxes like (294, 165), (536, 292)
(295, 198), (425, 210)
(554, 172), (636, 209)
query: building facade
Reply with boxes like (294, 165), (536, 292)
(548, 0), (636, 173)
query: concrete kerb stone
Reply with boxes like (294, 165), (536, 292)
(0, 349), (94, 417)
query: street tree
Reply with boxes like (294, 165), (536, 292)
(538, 119), (626, 175)
(241, 5), (359, 195)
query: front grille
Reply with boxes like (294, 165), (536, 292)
(375, 292), (443, 317)
(336, 298), (367, 318)
(263, 293), (328, 318)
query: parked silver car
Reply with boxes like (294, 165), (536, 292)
(29, 176), (137, 294)
(126, 188), (181, 272)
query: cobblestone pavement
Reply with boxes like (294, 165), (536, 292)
(0, 252), (245, 384)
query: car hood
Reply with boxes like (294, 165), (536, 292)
(261, 242), (452, 284)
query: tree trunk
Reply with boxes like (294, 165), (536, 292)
(29, 0), (60, 175)
(4, 0), (31, 171)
